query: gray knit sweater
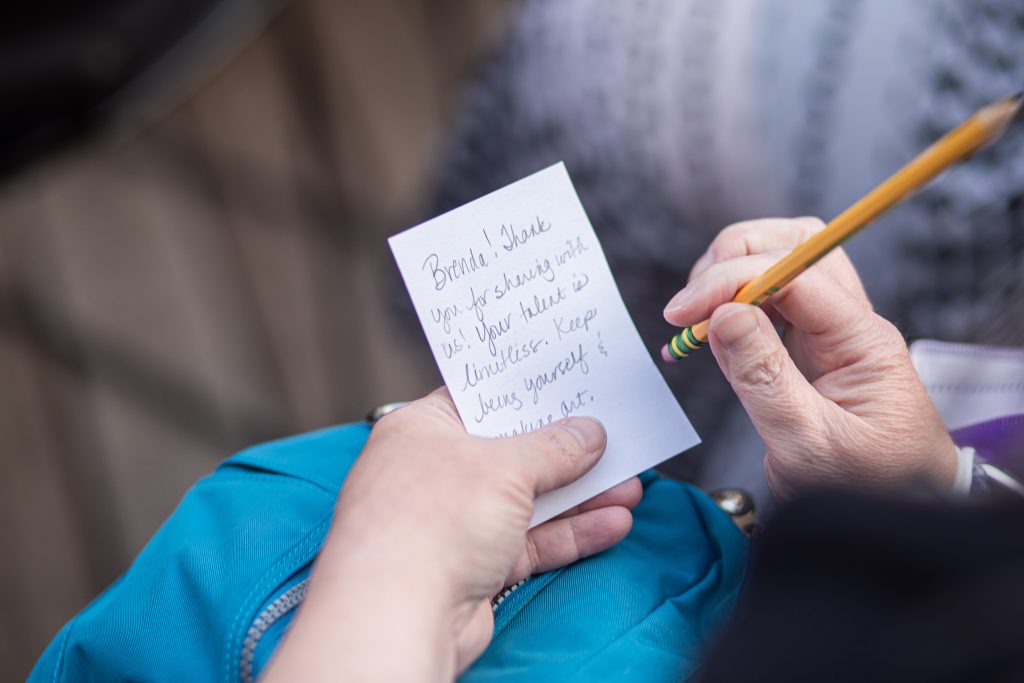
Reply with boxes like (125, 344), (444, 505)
(433, 0), (1024, 489)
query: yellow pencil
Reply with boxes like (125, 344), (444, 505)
(663, 92), (1023, 362)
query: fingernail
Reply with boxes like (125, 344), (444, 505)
(560, 417), (606, 452)
(714, 306), (759, 349)
(663, 286), (695, 317)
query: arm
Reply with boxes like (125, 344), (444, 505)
(262, 388), (640, 681)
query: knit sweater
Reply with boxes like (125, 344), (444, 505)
(432, 0), (1024, 488)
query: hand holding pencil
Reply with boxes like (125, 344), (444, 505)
(664, 216), (961, 497)
(661, 92), (1022, 363)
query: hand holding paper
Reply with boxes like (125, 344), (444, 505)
(390, 163), (698, 524)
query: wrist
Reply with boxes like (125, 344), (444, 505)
(265, 520), (458, 682)
(323, 500), (461, 604)
(917, 432), (959, 491)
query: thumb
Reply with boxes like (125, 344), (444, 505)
(499, 417), (607, 495)
(708, 304), (822, 448)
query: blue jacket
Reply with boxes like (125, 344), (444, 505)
(31, 423), (747, 682)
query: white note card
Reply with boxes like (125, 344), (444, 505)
(389, 163), (699, 525)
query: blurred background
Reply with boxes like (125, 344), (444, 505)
(2, 1), (1021, 679)
(0, 1), (507, 677)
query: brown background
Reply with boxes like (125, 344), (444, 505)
(0, 1), (509, 678)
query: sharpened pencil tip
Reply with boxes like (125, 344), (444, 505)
(1010, 92), (1023, 118)
(979, 93), (1023, 136)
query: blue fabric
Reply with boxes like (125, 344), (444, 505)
(30, 423), (747, 683)
(465, 471), (747, 682)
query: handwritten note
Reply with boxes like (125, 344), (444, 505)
(389, 163), (699, 525)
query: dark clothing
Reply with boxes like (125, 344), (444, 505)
(0, 0), (247, 177)
(701, 488), (1024, 682)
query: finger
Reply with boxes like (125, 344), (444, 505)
(815, 248), (869, 299)
(666, 248), (871, 330)
(687, 217), (867, 299)
(454, 600), (493, 675)
(552, 477), (642, 520)
(497, 417), (607, 495)
(700, 265), (883, 382)
(708, 304), (826, 450)
(767, 264), (876, 343)
(505, 506), (633, 584)
(666, 251), (789, 326)
(689, 217), (824, 280)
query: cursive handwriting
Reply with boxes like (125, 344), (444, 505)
(570, 272), (590, 293)
(519, 285), (568, 324)
(462, 337), (547, 390)
(500, 216), (552, 252)
(475, 312), (513, 357)
(559, 389), (592, 417)
(473, 389), (524, 423)
(466, 285), (489, 322)
(492, 257), (556, 300)
(553, 307), (597, 341)
(553, 236), (589, 266)
(496, 414), (555, 438)
(440, 329), (469, 359)
(429, 303), (462, 335)
(524, 343), (590, 404)
(424, 248), (489, 291)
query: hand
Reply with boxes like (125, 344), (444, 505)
(663, 217), (957, 499)
(264, 388), (640, 682)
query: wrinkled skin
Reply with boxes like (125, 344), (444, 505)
(266, 217), (957, 683)
(665, 217), (957, 498)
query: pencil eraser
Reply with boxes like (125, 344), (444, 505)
(661, 344), (678, 363)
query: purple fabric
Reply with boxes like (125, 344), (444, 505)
(952, 414), (1024, 480)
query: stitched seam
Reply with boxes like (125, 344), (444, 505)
(239, 578), (311, 683)
(219, 460), (342, 493)
(223, 520), (330, 683)
(222, 517), (332, 683)
(201, 471), (335, 497)
(51, 619), (73, 683)
(915, 343), (1024, 361)
(211, 461), (339, 680)
(924, 383), (1024, 394)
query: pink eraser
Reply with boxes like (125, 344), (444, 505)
(661, 344), (678, 363)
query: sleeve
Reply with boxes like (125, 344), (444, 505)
(699, 487), (1024, 683)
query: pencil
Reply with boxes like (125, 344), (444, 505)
(662, 91), (1023, 362)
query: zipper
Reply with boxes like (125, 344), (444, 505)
(238, 576), (536, 681)
(491, 579), (527, 611)
(239, 578), (311, 683)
